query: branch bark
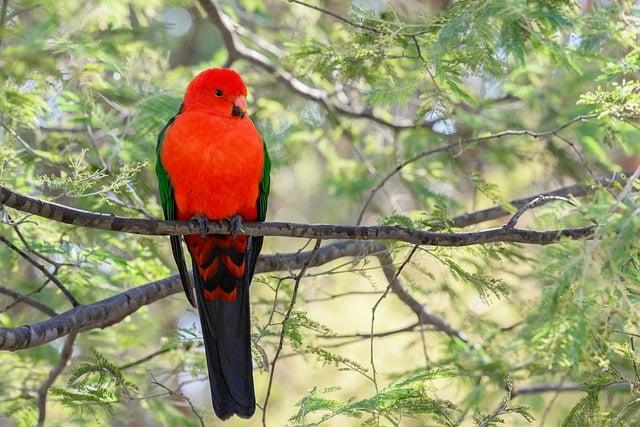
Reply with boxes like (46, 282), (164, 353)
(0, 240), (382, 350)
(0, 185), (596, 246)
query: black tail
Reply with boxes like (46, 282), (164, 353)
(191, 236), (263, 420)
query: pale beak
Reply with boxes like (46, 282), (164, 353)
(232, 96), (247, 118)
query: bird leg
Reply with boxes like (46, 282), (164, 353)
(229, 215), (243, 237)
(192, 215), (208, 237)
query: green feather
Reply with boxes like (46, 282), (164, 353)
(258, 139), (271, 222)
(155, 116), (176, 222)
(155, 110), (196, 307)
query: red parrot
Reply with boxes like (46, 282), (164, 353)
(155, 68), (270, 419)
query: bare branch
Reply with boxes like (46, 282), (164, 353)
(450, 173), (630, 228)
(370, 246), (419, 392)
(512, 381), (627, 397)
(0, 185), (596, 246)
(1, 174), (631, 351)
(317, 322), (421, 339)
(378, 252), (469, 342)
(0, 274), (180, 351)
(150, 375), (205, 427)
(287, 0), (381, 33)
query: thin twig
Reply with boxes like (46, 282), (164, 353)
(317, 322), (420, 339)
(504, 195), (575, 229)
(0, 285), (58, 317)
(36, 331), (77, 427)
(150, 375), (205, 427)
(538, 377), (566, 427)
(370, 246), (419, 392)
(0, 235), (79, 306)
(262, 239), (322, 427)
(287, 0), (381, 33)
(356, 114), (598, 224)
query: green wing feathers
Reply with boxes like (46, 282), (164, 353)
(156, 114), (196, 307)
(258, 139), (271, 221)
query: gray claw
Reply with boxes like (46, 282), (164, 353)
(193, 215), (208, 237)
(229, 215), (243, 237)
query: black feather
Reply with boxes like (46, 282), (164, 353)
(191, 236), (263, 419)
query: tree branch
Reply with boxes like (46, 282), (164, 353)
(0, 185), (596, 246)
(0, 285), (58, 317)
(450, 173), (629, 228)
(262, 239), (322, 427)
(378, 252), (468, 342)
(197, 0), (437, 130)
(0, 235), (79, 306)
(36, 331), (77, 427)
(0, 239), (385, 350)
(511, 381), (627, 397)
(356, 114), (598, 224)
(1, 174), (630, 350)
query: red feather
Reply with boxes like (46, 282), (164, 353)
(160, 68), (263, 301)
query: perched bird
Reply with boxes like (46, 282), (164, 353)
(155, 68), (270, 419)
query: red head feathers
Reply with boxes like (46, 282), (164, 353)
(182, 68), (248, 118)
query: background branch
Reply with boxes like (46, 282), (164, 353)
(36, 331), (77, 427)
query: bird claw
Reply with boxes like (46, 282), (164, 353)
(192, 215), (208, 237)
(229, 215), (243, 237)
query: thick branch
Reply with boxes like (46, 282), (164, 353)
(0, 185), (596, 246)
(2, 175), (628, 351)
(0, 275), (180, 351)
(0, 240), (383, 350)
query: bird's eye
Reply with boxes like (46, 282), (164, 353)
(215, 89), (223, 97)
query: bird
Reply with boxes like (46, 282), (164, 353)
(155, 67), (270, 420)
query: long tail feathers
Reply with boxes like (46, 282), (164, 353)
(188, 234), (263, 419)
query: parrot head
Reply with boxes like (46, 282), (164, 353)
(183, 68), (248, 118)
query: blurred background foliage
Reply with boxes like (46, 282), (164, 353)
(0, 0), (640, 425)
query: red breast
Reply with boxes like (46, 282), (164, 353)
(160, 111), (263, 221)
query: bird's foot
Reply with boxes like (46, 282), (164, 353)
(192, 215), (208, 237)
(228, 215), (243, 237)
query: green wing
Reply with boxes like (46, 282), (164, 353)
(156, 109), (196, 307)
(258, 139), (271, 222)
(243, 136), (270, 284)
